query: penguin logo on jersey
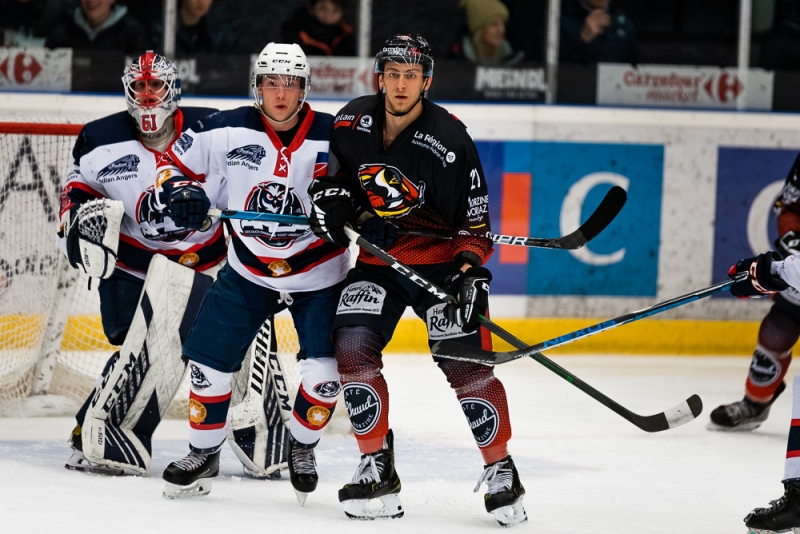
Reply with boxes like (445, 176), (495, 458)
(241, 182), (309, 248)
(97, 154), (140, 182)
(358, 164), (425, 218)
(135, 185), (194, 243)
(227, 144), (267, 171)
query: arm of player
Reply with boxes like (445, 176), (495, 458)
(728, 252), (790, 298)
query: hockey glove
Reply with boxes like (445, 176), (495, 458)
(63, 199), (124, 279)
(359, 215), (398, 249)
(444, 266), (492, 332)
(161, 179), (210, 230)
(308, 175), (356, 249)
(728, 251), (789, 298)
(775, 230), (800, 259)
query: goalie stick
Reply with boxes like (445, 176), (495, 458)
(204, 185), (626, 250)
(341, 226), (703, 433)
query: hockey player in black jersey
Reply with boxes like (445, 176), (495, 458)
(308, 34), (526, 526)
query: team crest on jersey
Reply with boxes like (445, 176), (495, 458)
(97, 154), (140, 182)
(173, 133), (193, 154)
(460, 398), (499, 447)
(358, 164), (425, 218)
(343, 383), (381, 435)
(227, 144), (267, 171)
(135, 185), (194, 243)
(313, 381), (342, 398)
(190, 364), (212, 391)
(241, 182), (309, 248)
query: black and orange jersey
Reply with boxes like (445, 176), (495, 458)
(330, 95), (493, 267)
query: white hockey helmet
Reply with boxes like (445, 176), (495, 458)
(251, 43), (311, 123)
(122, 51), (180, 134)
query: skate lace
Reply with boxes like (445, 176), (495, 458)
(352, 454), (383, 485)
(173, 452), (206, 472)
(292, 448), (316, 475)
(474, 460), (513, 494)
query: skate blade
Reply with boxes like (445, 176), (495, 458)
(492, 499), (528, 528)
(707, 420), (763, 432)
(65, 450), (126, 476)
(343, 494), (403, 520)
(295, 489), (309, 506)
(163, 479), (213, 499)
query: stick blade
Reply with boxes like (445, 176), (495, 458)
(565, 185), (627, 248)
(632, 394), (703, 433)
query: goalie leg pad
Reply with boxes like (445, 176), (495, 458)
(290, 357), (340, 446)
(80, 255), (213, 474)
(188, 362), (232, 454)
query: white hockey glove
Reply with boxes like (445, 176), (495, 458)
(64, 199), (125, 279)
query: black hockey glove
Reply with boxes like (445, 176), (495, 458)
(444, 266), (492, 332)
(728, 251), (789, 298)
(359, 215), (398, 249)
(775, 230), (800, 259)
(161, 179), (210, 230)
(308, 176), (356, 249)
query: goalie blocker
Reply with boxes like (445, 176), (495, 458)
(69, 255), (291, 478)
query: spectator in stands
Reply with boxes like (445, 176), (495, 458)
(560, 0), (640, 65)
(448, 0), (525, 67)
(175, 0), (239, 55)
(281, 0), (355, 56)
(0, 0), (64, 47)
(45, 0), (148, 54)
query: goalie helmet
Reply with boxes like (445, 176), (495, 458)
(122, 51), (181, 135)
(251, 43), (310, 123)
(374, 34), (434, 78)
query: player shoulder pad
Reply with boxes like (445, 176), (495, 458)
(333, 95), (380, 129)
(306, 111), (335, 142)
(180, 107), (220, 132)
(74, 111), (138, 160)
(186, 106), (262, 135)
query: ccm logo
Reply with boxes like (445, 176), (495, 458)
(312, 188), (351, 201)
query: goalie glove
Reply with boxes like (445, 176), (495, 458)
(63, 199), (125, 279)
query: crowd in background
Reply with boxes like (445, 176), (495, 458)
(1, 0), (800, 70)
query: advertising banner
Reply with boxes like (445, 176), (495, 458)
(712, 147), (798, 296)
(0, 48), (71, 92)
(307, 57), (376, 100)
(597, 63), (773, 110)
(480, 141), (664, 296)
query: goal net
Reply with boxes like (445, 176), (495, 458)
(0, 120), (306, 420)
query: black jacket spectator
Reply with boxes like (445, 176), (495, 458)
(560, 0), (640, 65)
(46, 3), (148, 54)
(1, 0), (64, 46)
(173, 0), (239, 55)
(281, 0), (355, 57)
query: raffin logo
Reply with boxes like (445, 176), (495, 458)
(0, 52), (42, 84)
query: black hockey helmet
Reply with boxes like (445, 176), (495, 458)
(374, 34), (434, 78)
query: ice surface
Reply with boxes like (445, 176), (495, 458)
(0, 354), (790, 533)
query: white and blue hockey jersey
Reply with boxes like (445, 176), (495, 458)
(59, 108), (228, 279)
(160, 103), (350, 292)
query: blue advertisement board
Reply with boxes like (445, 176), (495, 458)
(477, 141), (664, 296)
(712, 147), (797, 296)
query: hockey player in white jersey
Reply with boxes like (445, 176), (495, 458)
(726, 252), (800, 533)
(59, 51), (225, 476)
(157, 43), (350, 502)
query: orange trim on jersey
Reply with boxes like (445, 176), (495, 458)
(499, 172), (531, 265)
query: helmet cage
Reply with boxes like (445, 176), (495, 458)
(122, 51), (180, 134)
(251, 43), (310, 124)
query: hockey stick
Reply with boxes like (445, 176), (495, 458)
(206, 185), (626, 250)
(342, 226), (702, 433)
(431, 274), (746, 366)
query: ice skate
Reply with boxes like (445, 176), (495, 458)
(708, 381), (786, 431)
(745, 480), (800, 533)
(338, 429), (403, 520)
(289, 438), (318, 506)
(475, 455), (527, 528)
(64, 425), (126, 476)
(162, 450), (220, 499)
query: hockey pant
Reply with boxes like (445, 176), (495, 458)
(78, 255), (214, 474)
(335, 326), (512, 464)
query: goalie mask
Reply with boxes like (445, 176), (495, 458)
(123, 51), (181, 135)
(251, 43), (310, 124)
